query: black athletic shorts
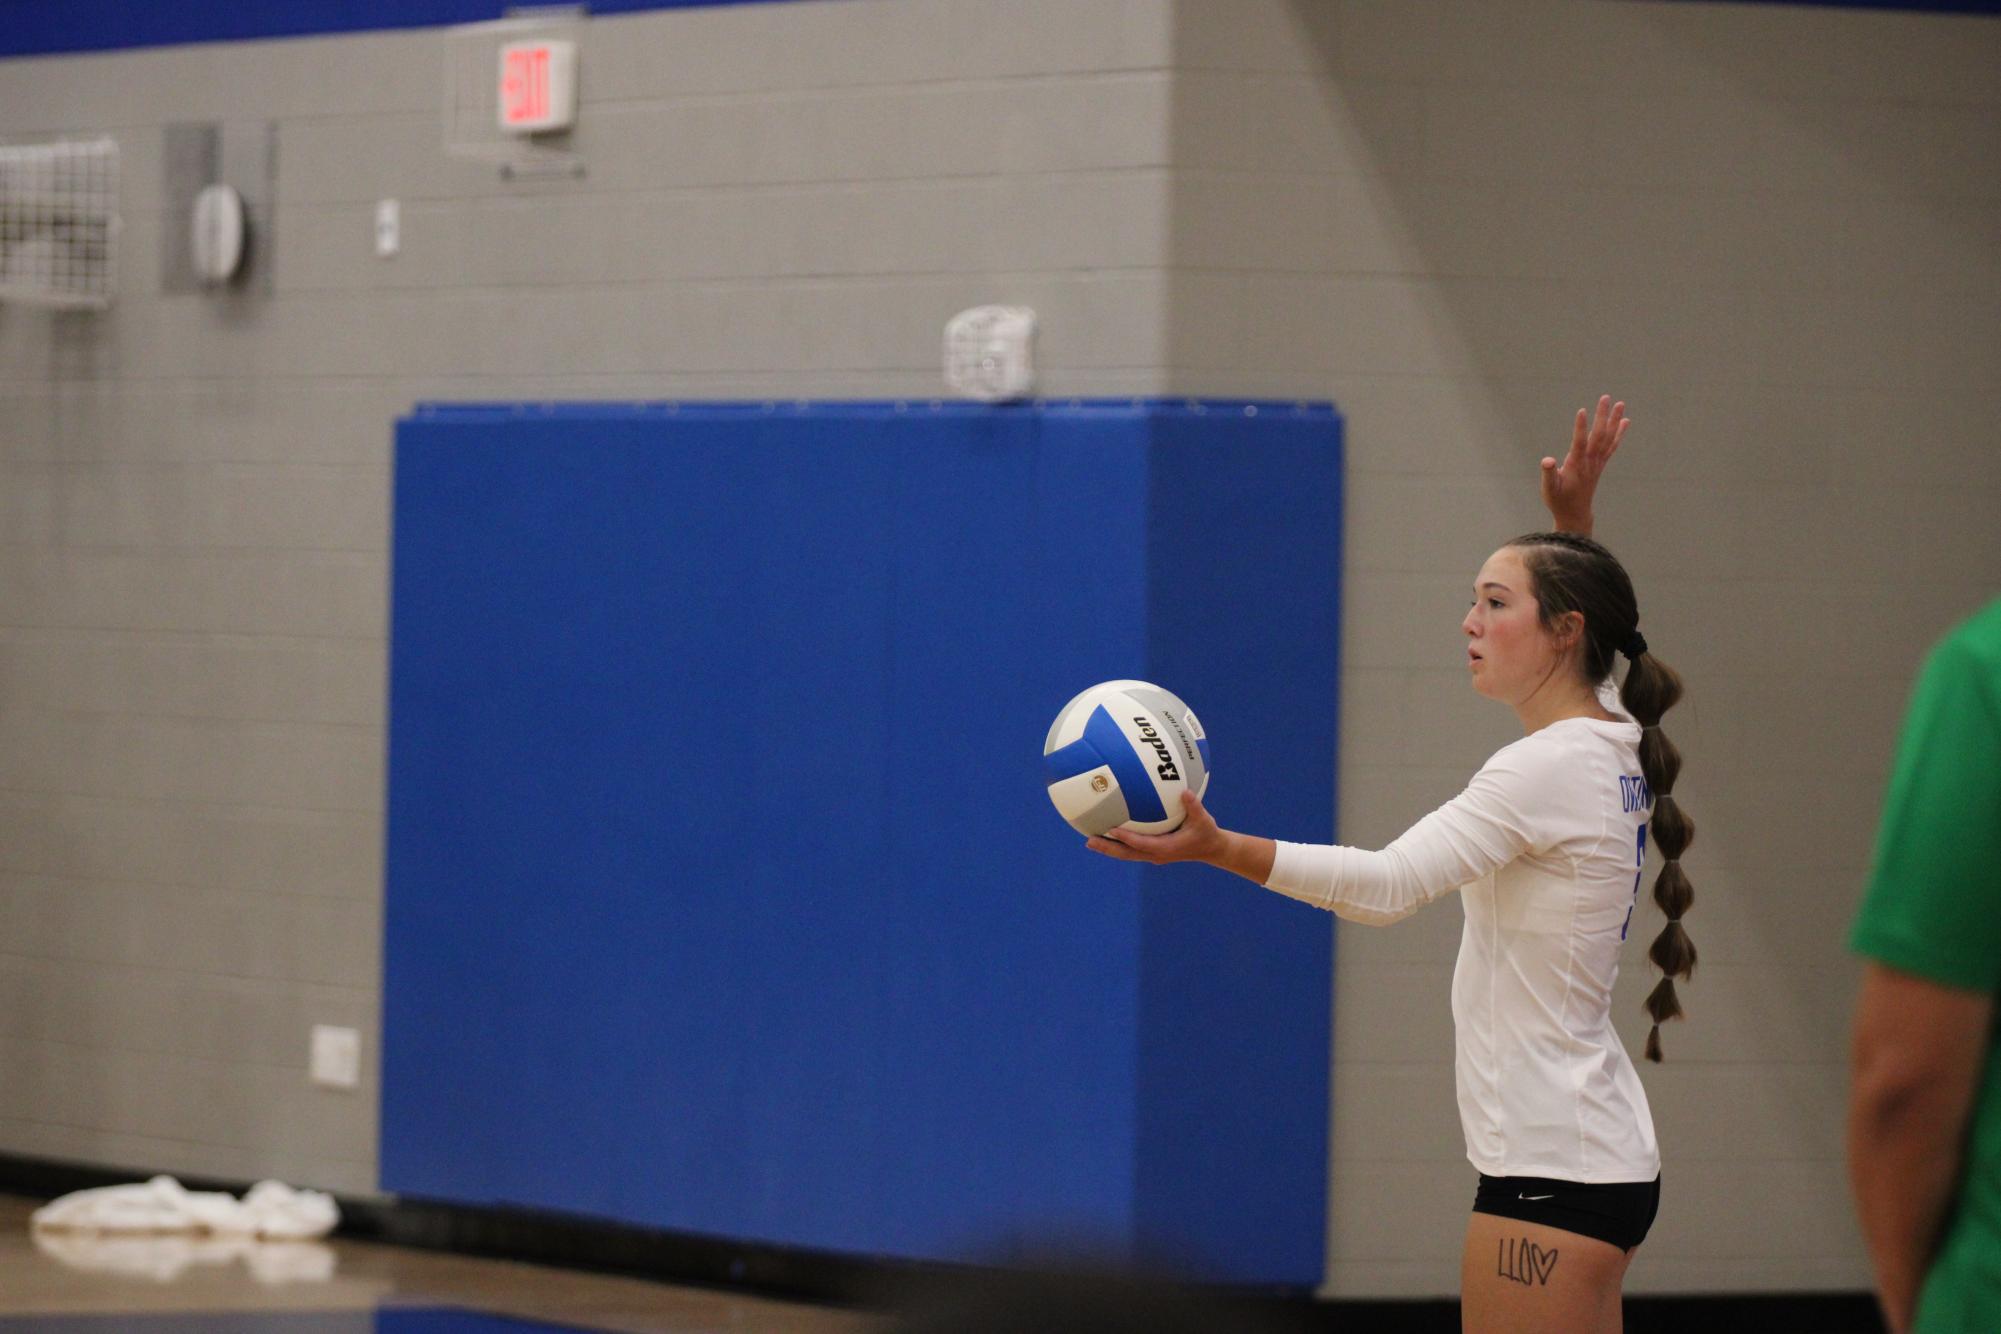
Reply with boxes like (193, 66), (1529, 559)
(1472, 1173), (1661, 1250)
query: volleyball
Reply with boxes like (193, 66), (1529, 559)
(1043, 679), (1210, 837)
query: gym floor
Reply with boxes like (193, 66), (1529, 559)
(0, 1195), (873, 1334)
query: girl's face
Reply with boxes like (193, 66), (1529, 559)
(1462, 547), (1570, 703)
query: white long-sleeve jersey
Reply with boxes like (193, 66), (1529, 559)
(1265, 694), (1659, 1182)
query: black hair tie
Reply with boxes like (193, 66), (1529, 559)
(1622, 630), (1648, 661)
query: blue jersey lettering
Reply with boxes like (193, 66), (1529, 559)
(1619, 774), (1652, 813)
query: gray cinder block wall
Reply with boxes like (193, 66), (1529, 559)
(0, 0), (1997, 1300)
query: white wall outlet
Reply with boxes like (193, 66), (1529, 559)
(375, 199), (399, 258)
(309, 1024), (361, 1090)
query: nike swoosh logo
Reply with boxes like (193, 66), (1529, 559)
(1518, 1194), (1555, 1201)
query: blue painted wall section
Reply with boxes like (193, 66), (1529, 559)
(4, 0), (1994, 57)
(383, 400), (1339, 1284)
(0, 0), (792, 57)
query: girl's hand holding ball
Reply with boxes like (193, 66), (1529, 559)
(1087, 791), (1228, 865)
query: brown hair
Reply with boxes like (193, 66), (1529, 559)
(1506, 532), (1694, 1063)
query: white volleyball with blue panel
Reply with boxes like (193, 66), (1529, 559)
(1043, 679), (1210, 836)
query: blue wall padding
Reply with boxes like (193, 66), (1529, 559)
(1132, 409), (1341, 1277)
(384, 400), (1340, 1284)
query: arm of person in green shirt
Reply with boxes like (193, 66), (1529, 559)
(1848, 965), (1994, 1334)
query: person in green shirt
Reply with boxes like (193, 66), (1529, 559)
(1849, 596), (2001, 1333)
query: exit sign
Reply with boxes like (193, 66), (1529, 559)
(498, 39), (577, 134)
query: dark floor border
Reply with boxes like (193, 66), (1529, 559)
(0, 1152), (1885, 1332)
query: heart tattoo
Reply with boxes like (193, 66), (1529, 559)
(1497, 1236), (1560, 1286)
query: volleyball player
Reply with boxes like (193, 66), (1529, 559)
(1087, 398), (1693, 1333)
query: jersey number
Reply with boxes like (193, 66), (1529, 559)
(1620, 824), (1647, 941)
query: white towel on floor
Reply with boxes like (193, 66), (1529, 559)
(30, 1175), (339, 1239)
(32, 1228), (338, 1284)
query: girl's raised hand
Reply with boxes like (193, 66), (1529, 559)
(1541, 394), (1629, 536)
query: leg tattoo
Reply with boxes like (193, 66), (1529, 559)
(1497, 1236), (1560, 1286)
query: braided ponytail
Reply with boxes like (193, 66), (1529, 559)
(1623, 650), (1693, 1062)
(1506, 532), (1696, 1063)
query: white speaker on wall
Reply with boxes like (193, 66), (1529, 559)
(944, 305), (1036, 403)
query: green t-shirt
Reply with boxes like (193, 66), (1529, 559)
(1851, 596), (2001, 1333)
